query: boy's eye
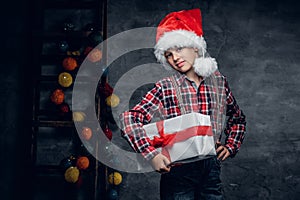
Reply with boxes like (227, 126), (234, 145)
(165, 52), (172, 58)
(175, 47), (183, 52)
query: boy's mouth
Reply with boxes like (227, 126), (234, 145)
(176, 61), (185, 68)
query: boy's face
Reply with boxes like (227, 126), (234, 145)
(164, 47), (198, 74)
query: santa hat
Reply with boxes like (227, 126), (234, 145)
(154, 8), (218, 77)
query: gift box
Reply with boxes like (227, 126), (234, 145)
(144, 112), (216, 164)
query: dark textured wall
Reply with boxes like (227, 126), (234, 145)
(0, 0), (299, 200)
(106, 0), (300, 200)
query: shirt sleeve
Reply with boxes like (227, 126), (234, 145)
(119, 83), (164, 161)
(223, 78), (246, 157)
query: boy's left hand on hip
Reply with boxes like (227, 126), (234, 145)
(216, 141), (231, 161)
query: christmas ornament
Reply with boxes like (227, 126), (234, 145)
(58, 72), (73, 87)
(58, 102), (71, 118)
(72, 111), (86, 122)
(76, 156), (90, 170)
(84, 46), (93, 56)
(103, 125), (112, 140)
(99, 82), (113, 98)
(50, 89), (64, 105)
(108, 172), (122, 185)
(83, 23), (103, 46)
(58, 41), (69, 53)
(105, 94), (120, 108)
(87, 31), (103, 46)
(87, 48), (102, 63)
(62, 57), (78, 71)
(63, 22), (75, 32)
(83, 23), (98, 37)
(81, 127), (92, 140)
(67, 50), (81, 56)
(64, 167), (80, 183)
(108, 188), (118, 200)
(60, 157), (73, 170)
(83, 23), (97, 32)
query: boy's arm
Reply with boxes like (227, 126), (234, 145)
(223, 79), (247, 157)
(119, 84), (164, 161)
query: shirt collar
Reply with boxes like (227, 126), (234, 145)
(173, 72), (189, 87)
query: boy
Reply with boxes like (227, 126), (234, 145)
(119, 8), (246, 200)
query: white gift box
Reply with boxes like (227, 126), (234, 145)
(144, 112), (216, 164)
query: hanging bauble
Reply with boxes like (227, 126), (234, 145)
(99, 82), (113, 98)
(58, 102), (71, 120)
(103, 125), (112, 141)
(83, 23), (99, 36)
(87, 31), (103, 46)
(108, 172), (122, 186)
(81, 127), (92, 140)
(69, 155), (77, 165)
(63, 22), (75, 32)
(87, 48), (102, 63)
(50, 89), (65, 105)
(62, 57), (78, 71)
(108, 188), (118, 200)
(76, 156), (90, 170)
(72, 111), (86, 122)
(58, 41), (69, 53)
(83, 46), (93, 56)
(58, 72), (73, 87)
(105, 94), (120, 108)
(60, 157), (73, 170)
(64, 166), (80, 183)
(67, 50), (81, 56)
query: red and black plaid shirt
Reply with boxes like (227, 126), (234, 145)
(119, 71), (246, 160)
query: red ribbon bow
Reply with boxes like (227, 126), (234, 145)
(147, 120), (213, 161)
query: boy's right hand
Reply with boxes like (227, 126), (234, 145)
(150, 153), (171, 173)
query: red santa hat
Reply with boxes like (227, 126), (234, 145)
(154, 8), (218, 77)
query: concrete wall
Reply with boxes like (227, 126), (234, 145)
(0, 0), (299, 199)
(106, 0), (300, 199)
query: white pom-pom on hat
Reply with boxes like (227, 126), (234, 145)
(193, 56), (218, 77)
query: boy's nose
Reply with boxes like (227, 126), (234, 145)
(172, 52), (180, 61)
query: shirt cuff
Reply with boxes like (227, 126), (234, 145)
(141, 146), (160, 161)
(225, 144), (236, 158)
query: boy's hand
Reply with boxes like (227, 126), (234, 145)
(150, 153), (171, 173)
(216, 141), (230, 161)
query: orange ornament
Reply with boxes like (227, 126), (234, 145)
(87, 48), (102, 63)
(62, 57), (78, 71)
(84, 46), (93, 55)
(50, 89), (65, 105)
(81, 127), (92, 140)
(76, 156), (90, 170)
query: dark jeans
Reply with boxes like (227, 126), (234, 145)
(160, 156), (223, 200)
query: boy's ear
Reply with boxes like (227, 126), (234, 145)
(194, 48), (200, 57)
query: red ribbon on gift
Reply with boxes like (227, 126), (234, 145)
(147, 120), (213, 161)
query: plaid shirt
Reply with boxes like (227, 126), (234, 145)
(119, 71), (246, 161)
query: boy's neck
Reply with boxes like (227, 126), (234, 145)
(185, 70), (202, 87)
